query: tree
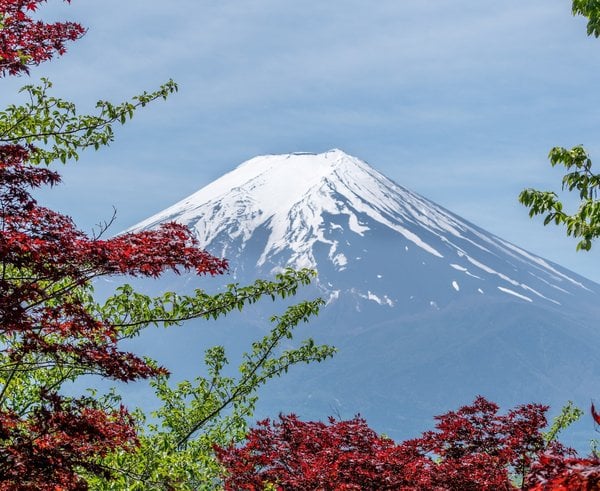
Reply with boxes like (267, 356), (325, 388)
(0, 1), (334, 489)
(216, 397), (571, 490)
(527, 454), (600, 489)
(519, 145), (600, 251)
(572, 0), (600, 38)
(0, 146), (232, 488)
(216, 414), (423, 490)
(519, 2), (600, 250)
(0, 0), (84, 76)
(85, 289), (333, 490)
(517, 3), (600, 487)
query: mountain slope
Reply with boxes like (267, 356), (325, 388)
(130, 149), (595, 313)
(127, 149), (600, 447)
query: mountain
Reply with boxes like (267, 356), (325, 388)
(127, 149), (600, 447)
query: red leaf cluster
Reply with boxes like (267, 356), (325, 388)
(0, 143), (227, 488)
(0, 2), (230, 488)
(0, 12), (228, 483)
(0, 395), (137, 490)
(592, 402), (600, 425)
(0, 146), (227, 378)
(0, 0), (85, 76)
(414, 396), (557, 490)
(216, 397), (577, 490)
(527, 454), (600, 489)
(216, 414), (427, 490)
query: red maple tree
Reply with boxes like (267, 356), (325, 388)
(526, 454), (600, 489)
(0, 145), (226, 489)
(0, 2), (228, 488)
(216, 397), (582, 490)
(216, 413), (428, 490)
(0, 0), (85, 76)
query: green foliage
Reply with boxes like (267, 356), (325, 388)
(519, 5), (598, 471)
(0, 75), (333, 487)
(590, 438), (600, 457)
(85, 274), (335, 490)
(543, 400), (583, 445)
(97, 268), (318, 336)
(572, 0), (600, 37)
(0, 5), (333, 486)
(0, 78), (178, 165)
(521, 3), (600, 246)
(519, 146), (600, 250)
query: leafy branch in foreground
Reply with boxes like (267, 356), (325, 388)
(543, 401), (583, 447)
(0, 2), (333, 489)
(0, 144), (229, 489)
(216, 397), (572, 490)
(519, 3), (600, 249)
(0, 77), (178, 165)
(97, 268), (318, 336)
(86, 296), (335, 490)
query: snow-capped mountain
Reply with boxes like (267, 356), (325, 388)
(130, 149), (593, 312)
(128, 149), (600, 448)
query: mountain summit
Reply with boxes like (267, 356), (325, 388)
(131, 149), (592, 312)
(129, 150), (600, 447)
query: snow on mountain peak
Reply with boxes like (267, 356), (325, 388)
(129, 149), (444, 265)
(128, 149), (593, 307)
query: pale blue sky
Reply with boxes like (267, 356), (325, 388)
(5, 1), (600, 281)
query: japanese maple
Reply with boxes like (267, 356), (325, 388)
(0, 150), (331, 488)
(0, 142), (228, 489)
(0, 3), (336, 489)
(216, 397), (575, 491)
(0, 0), (85, 76)
(215, 413), (429, 490)
(0, 1), (231, 488)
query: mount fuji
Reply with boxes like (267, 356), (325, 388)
(127, 149), (600, 446)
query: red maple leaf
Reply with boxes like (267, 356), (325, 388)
(591, 402), (600, 426)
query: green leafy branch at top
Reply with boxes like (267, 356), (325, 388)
(573, 0), (600, 37)
(520, 3), (600, 248)
(519, 146), (600, 251)
(0, 78), (178, 165)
